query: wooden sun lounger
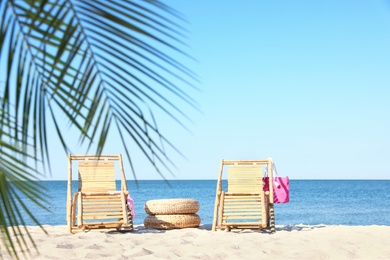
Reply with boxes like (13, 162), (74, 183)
(212, 159), (275, 232)
(66, 154), (133, 233)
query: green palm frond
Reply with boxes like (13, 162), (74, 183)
(0, 105), (49, 258)
(0, 0), (197, 258)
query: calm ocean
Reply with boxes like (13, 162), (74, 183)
(23, 180), (390, 226)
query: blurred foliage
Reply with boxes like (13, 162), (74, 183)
(0, 0), (197, 258)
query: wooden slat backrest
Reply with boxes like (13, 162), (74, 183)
(222, 194), (265, 224)
(78, 161), (116, 192)
(224, 165), (266, 227)
(81, 193), (125, 223)
(227, 165), (263, 193)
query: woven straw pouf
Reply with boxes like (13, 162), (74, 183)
(145, 198), (200, 215)
(144, 214), (201, 230)
(144, 198), (200, 229)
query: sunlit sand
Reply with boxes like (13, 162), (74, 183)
(1, 224), (390, 259)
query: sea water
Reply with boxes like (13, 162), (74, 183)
(21, 180), (390, 226)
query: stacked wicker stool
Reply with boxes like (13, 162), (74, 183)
(144, 198), (201, 229)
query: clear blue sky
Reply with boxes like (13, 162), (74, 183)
(48, 0), (390, 180)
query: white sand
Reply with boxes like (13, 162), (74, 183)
(1, 224), (390, 259)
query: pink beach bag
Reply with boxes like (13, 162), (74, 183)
(263, 176), (290, 203)
(126, 193), (136, 218)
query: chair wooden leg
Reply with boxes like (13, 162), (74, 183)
(269, 203), (275, 233)
(77, 192), (83, 228)
(218, 192), (225, 230)
(212, 195), (220, 231)
(71, 193), (78, 227)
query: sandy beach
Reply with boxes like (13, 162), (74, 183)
(1, 224), (390, 259)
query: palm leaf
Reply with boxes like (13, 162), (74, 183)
(0, 0), (197, 258)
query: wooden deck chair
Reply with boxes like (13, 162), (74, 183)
(66, 154), (133, 233)
(212, 159), (275, 232)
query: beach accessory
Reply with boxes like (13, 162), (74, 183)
(144, 198), (201, 230)
(144, 198), (200, 215)
(144, 214), (201, 229)
(127, 193), (136, 218)
(263, 163), (290, 204)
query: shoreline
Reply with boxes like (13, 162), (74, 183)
(2, 224), (390, 259)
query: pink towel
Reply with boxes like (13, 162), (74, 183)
(126, 194), (136, 218)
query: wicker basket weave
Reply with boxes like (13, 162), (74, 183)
(144, 198), (200, 215)
(144, 214), (201, 230)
